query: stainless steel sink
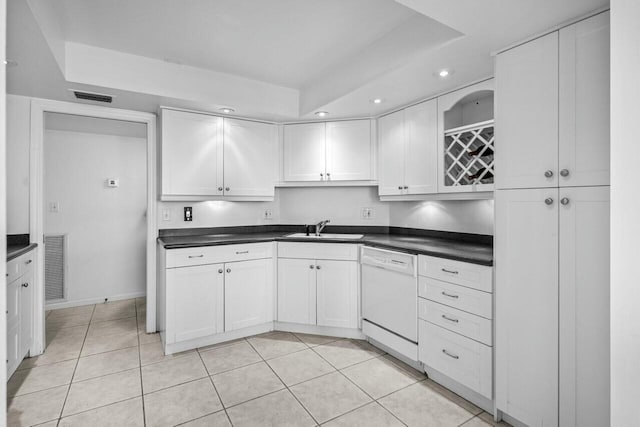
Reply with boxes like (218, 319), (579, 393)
(285, 233), (364, 240)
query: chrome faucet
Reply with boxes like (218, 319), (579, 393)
(315, 219), (330, 236)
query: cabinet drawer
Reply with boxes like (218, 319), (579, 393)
(419, 320), (492, 398)
(167, 242), (274, 268)
(278, 242), (358, 261)
(6, 258), (21, 284)
(419, 277), (492, 319)
(419, 298), (492, 346)
(418, 255), (492, 293)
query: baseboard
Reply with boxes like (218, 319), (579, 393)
(424, 366), (494, 414)
(274, 322), (365, 340)
(164, 323), (274, 354)
(45, 291), (146, 310)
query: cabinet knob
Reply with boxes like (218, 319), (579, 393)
(326, 173), (331, 179)
(218, 269), (223, 274)
(226, 268), (231, 273)
(25, 260), (32, 265)
(398, 186), (403, 190)
(545, 197), (554, 205)
(403, 186), (408, 190)
(218, 187), (223, 192)
(560, 197), (570, 206)
(309, 265), (314, 269)
(560, 169), (570, 177)
(544, 170), (554, 178)
(316, 265), (321, 270)
(22, 283), (28, 288)
(225, 187), (230, 192)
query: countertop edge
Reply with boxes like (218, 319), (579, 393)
(7, 243), (38, 262)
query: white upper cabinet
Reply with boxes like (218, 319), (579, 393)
(161, 109), (278, 200)
(495, 32), (559, 189)
(559, 12), (610, 187)
(283, 120), (374, 183)
(162, 109), (224, 197)
(378, 99), (438, 196)
(283, 123), (326, 182)
(326, 120), (372, 181)
(438, 80), (494, 193)
(223, 118), (278, 197)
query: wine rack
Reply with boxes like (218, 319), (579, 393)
(443, 119), (495, 188)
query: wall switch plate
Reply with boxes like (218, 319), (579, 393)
(106, 178), (119, 187)
(361, 207), (374, 219)
(184, 206), (192, 222)
(263, 209), (273, 220)
(49, 202), (60, 213)
(162, 208), (171, 221)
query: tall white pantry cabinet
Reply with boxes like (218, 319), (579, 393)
(495, 11), (610, 427)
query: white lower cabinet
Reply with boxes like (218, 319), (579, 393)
(277, 242), (359, 329)
(225, 258), (274, 331)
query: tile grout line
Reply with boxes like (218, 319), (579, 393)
(196, 344), (236, 427)
(244, 334), (321, 426)
(135, 299), (147, 427)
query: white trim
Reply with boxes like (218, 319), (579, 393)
(45, 291), (146, 311)
(30, 98), (157, 356)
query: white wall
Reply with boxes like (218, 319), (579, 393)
(7, 94), (31, 234)
(611, 1), (640, 424)
(157, 199), (279, 229)
(44, 125), (147, 306)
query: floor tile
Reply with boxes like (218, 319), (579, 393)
(246, 331), (307, 360)
(59, 397), (144, 427)
(87, 317), (137, 338)
(461, 416), (495, 427)
(81, 330), (138, 356)
(92, 301), (136, 322)
(199, 341), (262, 375)
(378, 381), (479, 427)
(341, 356), (419, 399)
(7, 384), (68, 427)
(144, 378), (223, 427)
(138, 332), (161, 345)
(46, 312), (93, 329)
(46, 324), (88, 344)
(267, 348), (335, 386)
(74, 346), (140, 382)
(63, 368), (142, 417)
(8, 359), (76, 397)
(142, 352), (207, 393)
(32, 421), (59, 427)
(212, 361), (285, 407)
(313, 339), (384, 369)
(227, 389), (315, 427)
(290, 371), (372, 424)
(381, 354), (427, 380)
(422, 379), (483, 416)
(323, 402), (404, 427)
(47, 305), (95, 320)
(197, 337), (247, 352)
(140, 340), (194, 366)
(179, 411), (231, 426)
(476, 412), (512, 426)
(18, 348), (80, 370)
(293, 332), (341, 347)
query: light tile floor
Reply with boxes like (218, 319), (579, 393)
(7, 298), (510, 427)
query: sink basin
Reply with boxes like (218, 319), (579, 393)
(286, 233), (364, 240)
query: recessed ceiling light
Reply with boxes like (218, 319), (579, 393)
(372, 98), (383, 104)
(439, 69), (450, 77)
(219, 107), (235, 114)
(435, 68), (454, 78)
(315, 111), (329, 117)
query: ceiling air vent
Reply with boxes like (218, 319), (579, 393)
(73, 90), (113, 103)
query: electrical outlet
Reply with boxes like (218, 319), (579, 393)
(263, 209), (273, 220)
(162, 208), (171, 221)
(361, 207), (374, 219)
(184, 206), (193, 222)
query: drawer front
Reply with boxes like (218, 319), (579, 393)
(419, 277), (492, 319)
(167, 242), (274, 268)
(278, 242), (358, 261)
(6, 258), (21, 284)
(418, 255), (492, 293)
(419, 298), (492, 346)
(419, 320), (492, 398)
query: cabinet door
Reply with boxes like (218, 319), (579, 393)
(20, 269), (34, 357)
(224, 258), (274, 332)
(7, 324), (20, 379)
(161, 109), (224, 196)
(559, 12), (610, 187)
(405, 100), (438, 194)
(559, 186), (610, 427)
(277, 258), (316, 325)
(495, 188), (559, 427)
(166, 263), (224, 343)
(495, 32), (559, 189)
(378, 110), (405, 195)
(325, 120), (372, 181)
(7, 279), (20, 329)
(223, 118), (278, 197)
(316, 260), (358, 329)
(283, 123), (326, 181)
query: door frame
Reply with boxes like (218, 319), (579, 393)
(29, 98), (157, 355)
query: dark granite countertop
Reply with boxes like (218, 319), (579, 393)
(158, 226), (493, 266)
(7, 234), (37, 261)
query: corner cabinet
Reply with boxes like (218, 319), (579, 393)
(7, 249), (36, 379)
(160, 108), (278, 200)
(282, 120), (375, 183)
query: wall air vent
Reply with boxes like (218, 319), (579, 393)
(73, 90), (113, 103)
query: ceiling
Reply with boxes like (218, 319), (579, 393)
(7, 0), (609, 121)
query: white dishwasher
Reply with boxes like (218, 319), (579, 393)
(361, 246), (418, 361)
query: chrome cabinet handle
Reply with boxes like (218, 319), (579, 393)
(441, 268), (458, 275)
(235, 251), (249, 255)
(561, 197), (570, 205)
(316, 265), (321, 270)
(545, 198), (554, 205)
(188, 255), (204, 258)
(22, 283), (29, 288)
(441, 314), (459, 323)
(403, 186), (408, 189)
(398, 186), (403, 190)
(218, 187), (223, 191)
(441, 291), (459, 299)
(25, 260), (32, 265)
(309, 265), (315, 269)
(560, 169), (570, 177)
(442, 349), (459, 359)
(544, 170), (554, 178)
(225, 187), (230, 192)
(226, 268), (231, 273)
(218, 269), (223, 274)
(320, 173), (324, 179)
(326, 173), (331, 178)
